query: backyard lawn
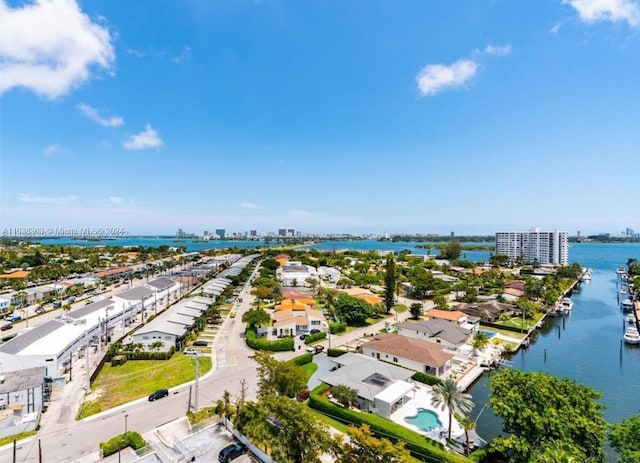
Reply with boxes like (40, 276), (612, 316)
(78, 353), (212, 418)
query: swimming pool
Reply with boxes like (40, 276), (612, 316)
(404, 408), (442, 431)
(479, 329), (496, 338)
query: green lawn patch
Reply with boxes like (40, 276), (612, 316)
(78, 354), (212, 419)
(300, 362), (318, 383)
(393, 304), (407, 313)
(0, 431), (36, 446)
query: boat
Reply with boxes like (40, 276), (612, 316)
(621, 299), (634, 312)
(581, 268), (592, 281)
(620, 288), (628, 295)
(627, 313), (637, 324)
(556, 297), (573, 314)
(623, 326), (640, 345)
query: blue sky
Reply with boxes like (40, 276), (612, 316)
(1, 0), (639, 236)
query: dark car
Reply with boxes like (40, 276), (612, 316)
(310, 329), (321, 334)
(35, 306), (46, 314)
(1, 324), (13, 331)
(218, 442), (246, 463)
(193, 340), (208, 347)
(148, 389), (169, 401)
(299, 334), (307, 340)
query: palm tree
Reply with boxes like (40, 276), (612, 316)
(454, 413), (476, 456)
(430, 378), (474, 440)
(472, 331), (490, 356)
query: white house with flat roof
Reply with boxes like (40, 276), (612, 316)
(320, 353), (415, 419)
(276, 262), (317, 287)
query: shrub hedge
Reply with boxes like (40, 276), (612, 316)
(327, 348), (348, 357)
(100, 432), (146, 457)
(304, 331), (327, 345)
(245, 329), (294, 352)
(412, 372), (443, 386)
(288, 352), (313, 366)
(329, 322), (347, 334)
(308, 384), (470, 463)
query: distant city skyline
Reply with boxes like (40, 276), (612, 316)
(1, 1), (639, 236)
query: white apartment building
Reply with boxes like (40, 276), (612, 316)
(496, 228), (568, 265)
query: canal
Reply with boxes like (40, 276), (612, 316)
(469, 243), (640, 461)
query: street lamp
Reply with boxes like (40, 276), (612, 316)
(124, 414), (128, 433)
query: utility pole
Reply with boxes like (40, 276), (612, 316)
(194, 353), (200, 411)
(85, 332), (90, 391)
(239, 379), (246, 408)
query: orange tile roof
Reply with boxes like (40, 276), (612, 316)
(274, 301), (309, 311)
(425, 309), (466, 322)
(282, 290), (309, 300)
(355, 294), (381, 305)
(0, 270), (29, 279)
(364, 333), (454, 368)
(94, 266), (133, 278)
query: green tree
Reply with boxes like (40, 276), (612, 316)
(331, 384), (358, 408)
(333, 293), (373, 325)
(454, 413), (476, 457)
(471, 330), (489, 355)
(488, 369), (607, 462)
(535, 440), (587, 463)
(433, 294), (449, 310)
(253, 351), (307, 398)
(383, 256), (396, 314)
(409, 302), (422, 319)
(609, 413), (640, 463)
(439, 241), (462, 260)
(430, 378), (474, 440)
(337, 424), (410, 463)
(242, 307), (271, 330)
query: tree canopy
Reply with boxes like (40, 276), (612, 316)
(609, 413), (640, 463)
(336, 424), (410, 463)
(242, 307), (271, 330)
(488, 369), (607, 462)
(253, 351), (308, 398)
(383, 256), (396, 314)
(333, 293), (374, 325)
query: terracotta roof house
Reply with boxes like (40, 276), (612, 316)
(93, 266), (133, 280)
(361, 333), (454, 377)
(320, 353), (415, 419)
(274, 300), (310, 311)
(0, 271), (29, 280)
(271, 307), (326, 336)
(505, 280), (526, 291)
(398, 319), (470, 350)
(425, 309), (467, 325)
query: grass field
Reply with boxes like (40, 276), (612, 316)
(78, 353), (212, 418)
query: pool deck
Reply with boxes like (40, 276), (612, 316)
(390, 383), (463, 444)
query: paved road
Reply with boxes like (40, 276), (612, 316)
(1, 265), (428, 462)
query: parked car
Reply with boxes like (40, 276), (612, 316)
(212, 315), (223, 324)
(35, 306), (46, 314)
(296, 389), (311, 402)
(306, 345), (324, 354)
(310, 329), (321, 334)
(299, 334), (307, 340)
(218, 442), (247, 463)
(1, 324), (13, 331)
(6, 315), (21, 323)
(148, 389), (169, 401)
(193, 340), (208, 347)
(183, 347), (199, 356)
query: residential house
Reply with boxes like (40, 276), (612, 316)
(398, 319), (470, 350)
(320, 353), (415, 419)
(276, 262), (317, 287)
(455, 300), (520, 322)
(424, 309), (479, 332)
(272, 308), (326, 337)
(361, 333), (454, 377)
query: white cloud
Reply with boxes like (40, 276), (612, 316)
(240, 202), (264, 209)
(416, 59), (478, 97)
(43, 143), (62, 156)
(0, 0), (115, 99)
(563, 0), (640, 26)
(484, 44), (512, 56)
(19, 193), (77, 204)
(123, 125), (164, 150)
(550, 22), (563, 34)
(288, 209), (314, 217)
(108, 196), (124, 204)
(126, 48), (144, 58)
(76, 103), (123, 127)
(172, 46), (191, 64)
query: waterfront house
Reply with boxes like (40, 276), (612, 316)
(361, 333), (454, 377)
(319, 353), (415, 419)
(276, 262), (318, 287)
(398, 319), (470, 350)
(455, 300), (520, 322)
